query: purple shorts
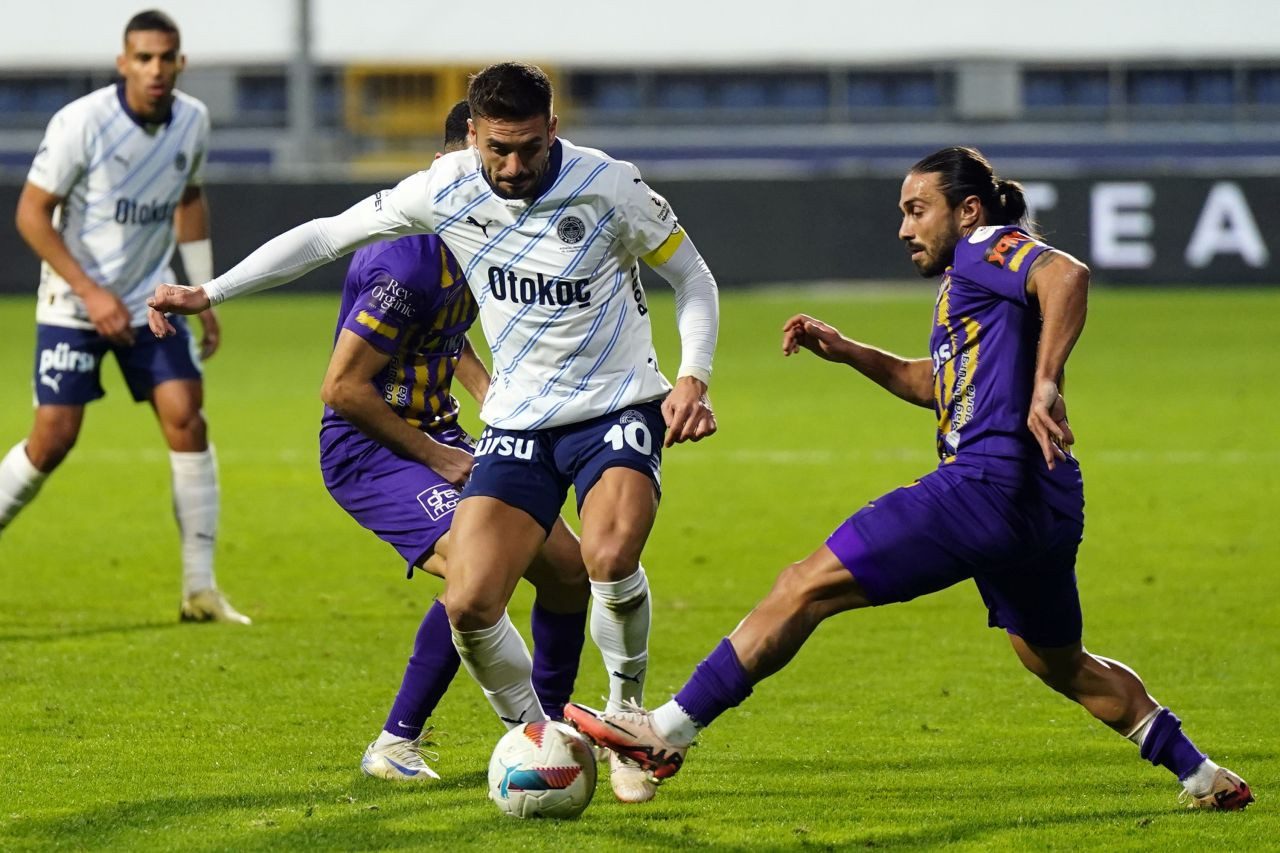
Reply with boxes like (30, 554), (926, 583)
(34, 320), (202, 405)
(320, 424), (474, 576)
(826, 461), (1085, 648)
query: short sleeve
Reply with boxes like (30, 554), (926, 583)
(615, 164), (680, 259)
(956, 226), (1049, 304)
(27, 107), (87, 197)
(187, 106), (211, 187)
(341, 268), (429, 355)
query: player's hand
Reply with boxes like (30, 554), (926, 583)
(196, 307), (221, 360)
(83, 285), (135, 346)
(147, 283), (211, 338)
(782, 314), (847, 362)
(662, 376), (716, 447)
(426, 443), (475, 488)
(1027, 378), (1074, 470)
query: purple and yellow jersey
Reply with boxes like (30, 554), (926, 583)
(320, 234), (476, 445)
(930, 225), (1051, 462)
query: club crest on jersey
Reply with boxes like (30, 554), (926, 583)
(557, 215), (586, 244)
(487, 266), (591, 308)
(619, 409), (644, 425)
(416, 484), (460, 521)
(174, 151), (187, 172)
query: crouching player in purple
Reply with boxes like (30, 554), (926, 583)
(322, 102), (589, 782)
(568, 146), (1253, 812)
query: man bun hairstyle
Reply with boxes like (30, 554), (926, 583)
(443, 99), (471, 151)
(911, 146), (1034, 232)
(467, 62), (553, 122)
(125, 9), (180, 46)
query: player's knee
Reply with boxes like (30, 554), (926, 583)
(770, 561), (821, 612)
(581, 537), (641, 582)
(165, 410), (207, 448)
(444, 588), (505, 632)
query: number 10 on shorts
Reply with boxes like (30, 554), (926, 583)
(603, 420), (652, 455)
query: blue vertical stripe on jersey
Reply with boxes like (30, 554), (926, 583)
(84, 103), (194, 206)
(464, 157), (585, 286)
(527, 278), (633, 429)
(433, 171), (480, 204)
(605, 367), (637, 413)
(489, 207), (617, 357)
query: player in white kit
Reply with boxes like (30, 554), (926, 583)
(0, 10), (248, 624)
(148, 62), (717, 799)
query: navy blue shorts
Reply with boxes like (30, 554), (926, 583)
(826, 461), (1085, 648)
(462, 401), (665, 533)
(33, 320), (202, 405)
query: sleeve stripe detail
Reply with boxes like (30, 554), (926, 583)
(1008, 241), (1038, 273)
(355, 310), (398, 340)
(642, 226), (685, 267)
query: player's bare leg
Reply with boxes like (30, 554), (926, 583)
(1011, 636), (1253, 810)
(151, 379), (247, 624)
(578, 467), (661, 802)
(0, 405), (83, 537)
(444, 496), (547, 727)
(366, 521), (590, 781)
(567, 543), (870, 779)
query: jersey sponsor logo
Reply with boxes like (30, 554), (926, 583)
(38, 342), (97, 395)
(416, 483), (460, 521)
(628, 266), (648, 316)
(373, 191), (384, 212)
(174, 151), (187, 172)
(370, 278), (414, 316)
(983, 230), (1035, 270)
(473, 429), (535, 461)
(113, 197), (178, 226)
(486, 266), (591, 308)
(649, 192), (672, 223)
(556, 215), (586, 244)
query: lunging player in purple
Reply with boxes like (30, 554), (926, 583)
(568, 146), (1254, 811)
(321, 102), (590, 783)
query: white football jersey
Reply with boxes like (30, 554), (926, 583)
(27, 84), (210, 330)
(371, 139), (681, 430)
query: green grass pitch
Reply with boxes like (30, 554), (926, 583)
(0, 287), (1276, 850)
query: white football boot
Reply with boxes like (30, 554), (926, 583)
(608, 750), (658, 803)
(180, 588), (251, 625)
(361, 730), (441, 781)
(1178, 766), (1254, 811)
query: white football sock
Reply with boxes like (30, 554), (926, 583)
(1182, 759), (1222, 796)
(652, 699), (700, 748)
(170, 447), (219, 596)
(0, 441), (47, 534)
(590, 566), (651, 712)
(374, 730), (408, 748)
(451, 611), (547, 729)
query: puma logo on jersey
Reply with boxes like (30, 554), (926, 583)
(113, 153), (131, 168)
(487, 266), (591, 308)
(465, 216), (491, 237)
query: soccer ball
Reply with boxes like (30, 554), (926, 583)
(488, 720), (597, 819)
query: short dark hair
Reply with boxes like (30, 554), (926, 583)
(467, 62), (553, 122)
(910, 146), (1032, 232)
(125, 10), (180, 46)
(443, 99), (471, 151)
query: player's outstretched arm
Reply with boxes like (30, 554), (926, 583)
(1025, 251), (1089, 469)
(16, 182), (134, 346)
(781, 314), (933, 408)
(321, 330), (472, 486)
(148, 180), (430, 336)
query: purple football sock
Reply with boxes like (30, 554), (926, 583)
(673, 637), (754, 728)
(383, 599), (460, 739)
(1139, 708), (1207, 780)
(530, 603), (587, 720)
